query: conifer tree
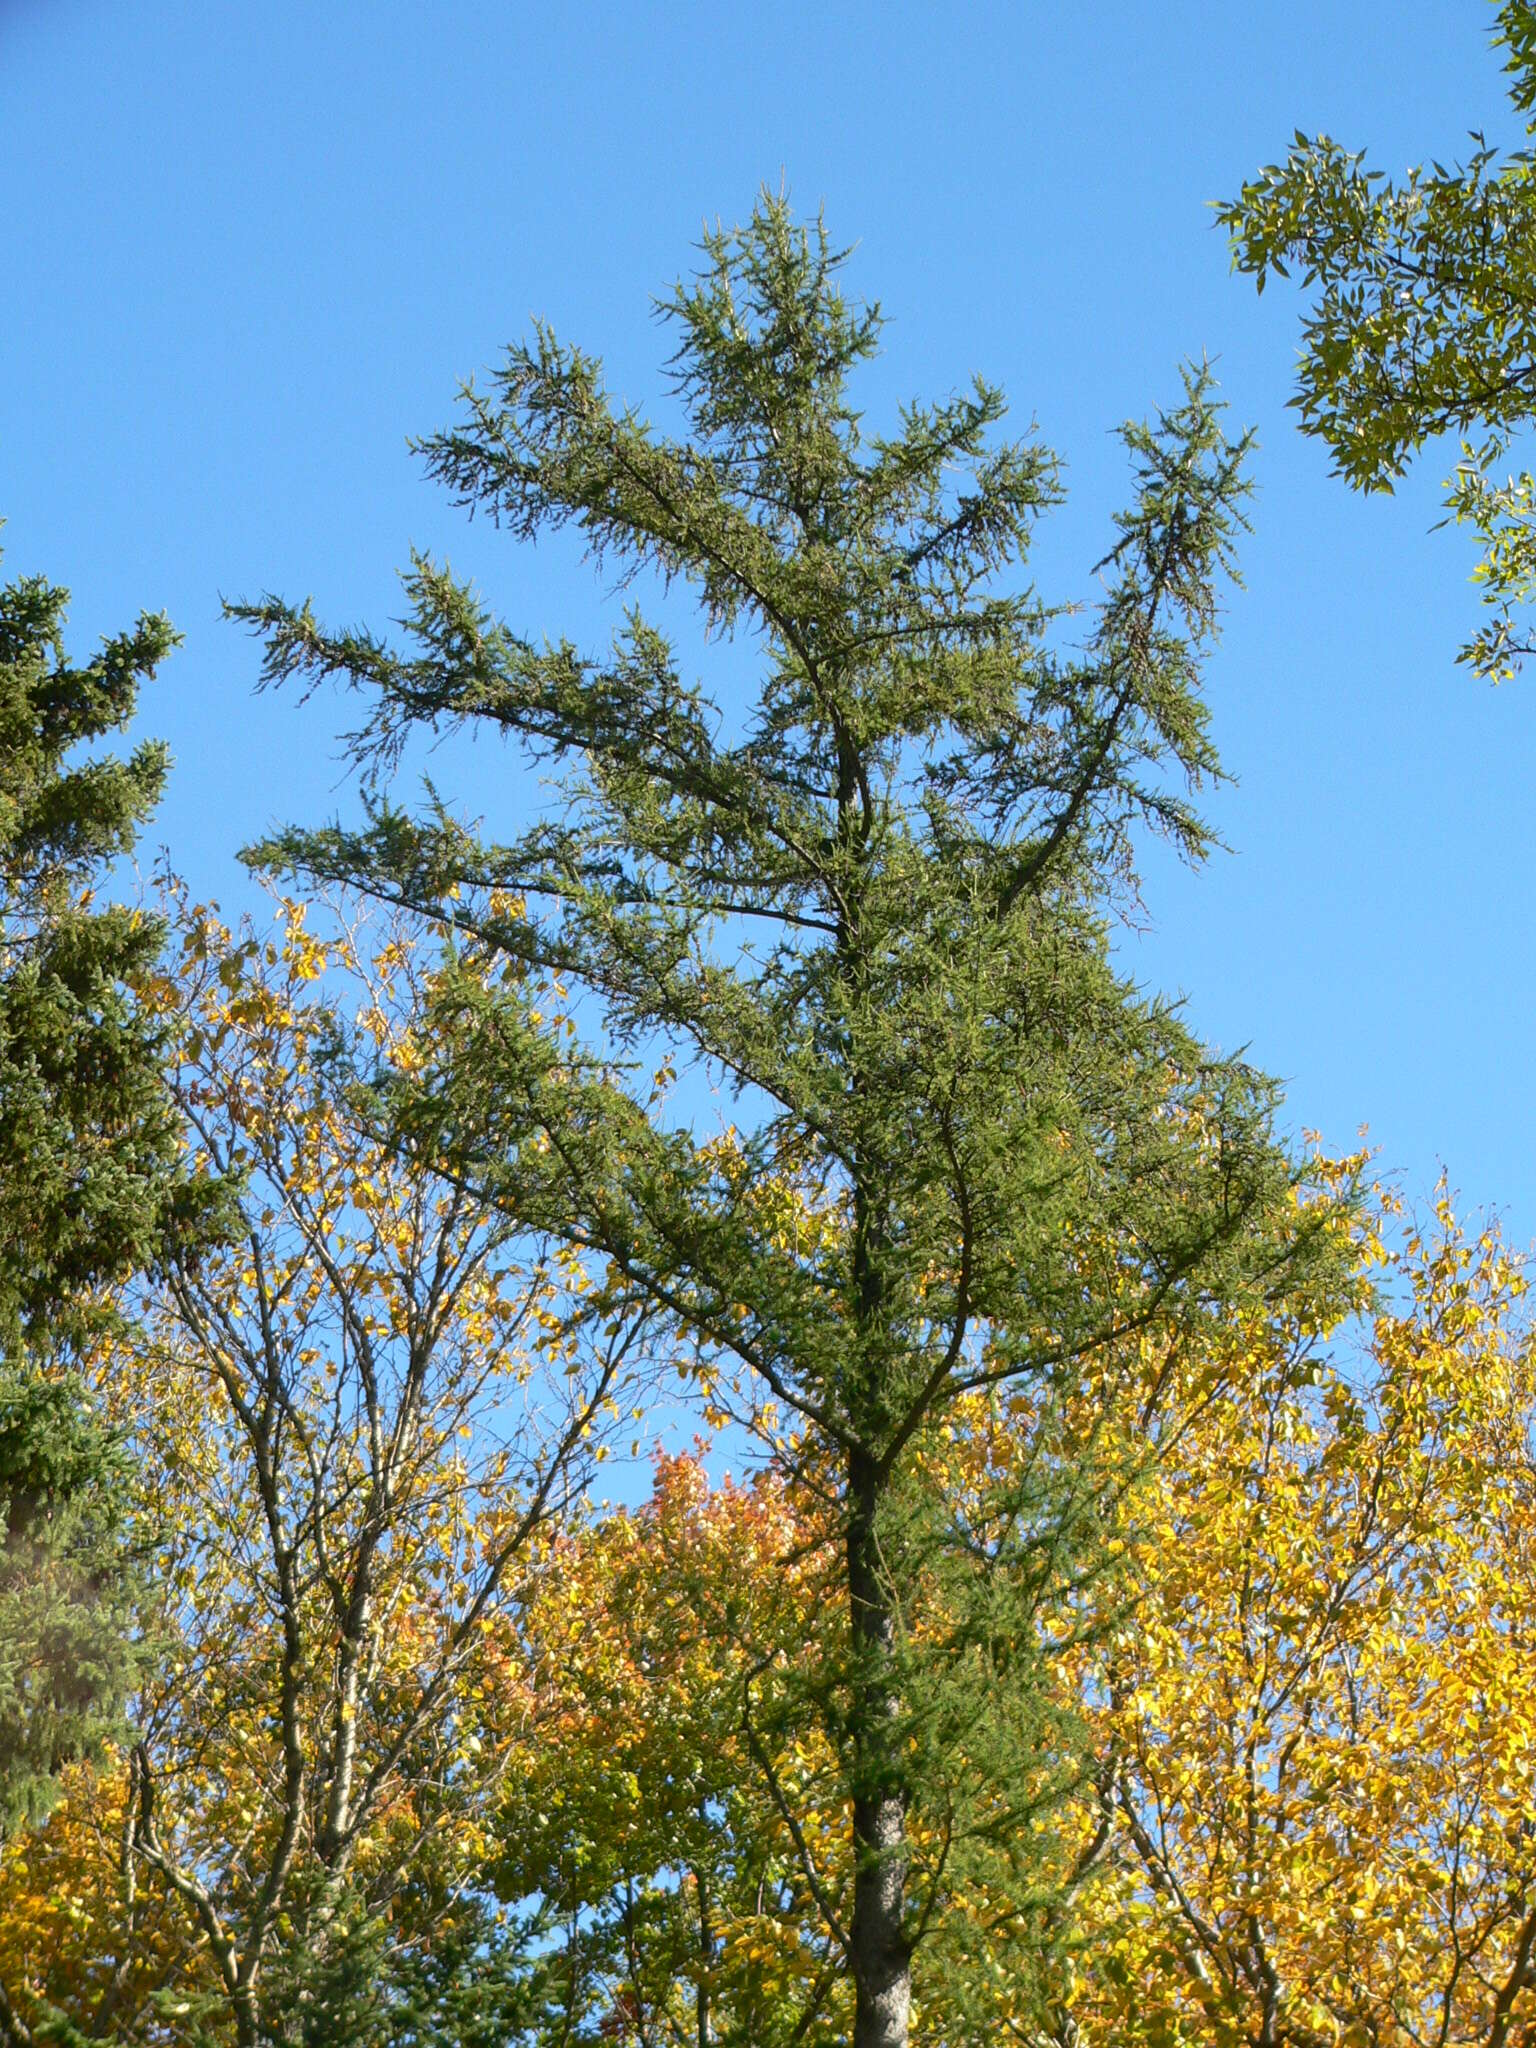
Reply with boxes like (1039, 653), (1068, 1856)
(238, 196), (1352, 2046)
(0, 555), (223, 1837)
(0, 1375), (135, 1841)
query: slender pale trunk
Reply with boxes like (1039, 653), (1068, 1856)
(695, 1851), (714, 2048)
(847, 1448), (911, 2048)
(837, 738), (910, 2044)
(0, 1974), (36, 2048)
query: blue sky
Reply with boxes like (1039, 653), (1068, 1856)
(3, 0), (1532, 1246)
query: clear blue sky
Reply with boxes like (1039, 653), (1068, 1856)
(3, 0), (1531, 1243)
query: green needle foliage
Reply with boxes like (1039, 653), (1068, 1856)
(1218, 0), (1536, 678)
(0, 554), (228, 1834)
(237, 195), (1356, 2047)
(0, 562), (221, 1346)
(0, 1372), (137, 1839)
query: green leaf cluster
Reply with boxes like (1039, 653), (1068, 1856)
(1218, 1), (1536, 676)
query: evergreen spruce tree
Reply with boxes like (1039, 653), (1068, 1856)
(0, 555), (224, 1833)
(239, 197), (1353, 2046)
(0, 1371), (136, 1837)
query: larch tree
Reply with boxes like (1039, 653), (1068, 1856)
(235, 196), (1355, 2047)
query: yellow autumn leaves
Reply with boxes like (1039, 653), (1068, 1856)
(1066, 1201), (1536, 2048)
(0, 891), (623, 2043)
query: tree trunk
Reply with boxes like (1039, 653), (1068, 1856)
(847, 1449), (911, 2048)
